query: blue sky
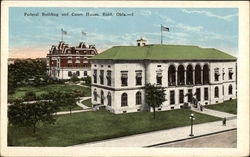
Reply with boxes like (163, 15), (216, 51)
(9, 7), (238, 58)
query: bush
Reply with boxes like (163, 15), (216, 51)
(70, 73), (79, 83)
(23, 91), (36, 101)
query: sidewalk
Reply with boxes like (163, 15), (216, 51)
(71, 118), (236, 147)
(191, 106), (236, 118)
(76, 96), (92, 109)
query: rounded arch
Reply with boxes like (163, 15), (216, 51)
(203, 64), (210, 84)
(195, 64), (202, 84)
(177, 65), (185, 86)
(121, 93), (128, 107)
(168, 65), (176, 86)
(186, 64), (193, 85)
(228, 84), (233, 95)
(93, 88), (97, 101)
(100, 90), (104, 104)
(107, 92), (111, 106)
(214, 86), (219, 98)
(136, 91), (142, 105)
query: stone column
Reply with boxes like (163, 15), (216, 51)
(201, 69), (203, 85)
(193, 69), (195, 85)
(175, 71), (178, 86)
(184, 70), (186, 85)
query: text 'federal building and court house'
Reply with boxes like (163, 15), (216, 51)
(91, 38), (237, 114)
(47, 41), (98, 79)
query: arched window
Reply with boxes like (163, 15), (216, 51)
(68, 71), (72, 77)
(186, 65), (193, 85)
(168, 65), (176, 86)
(101, 90), (104, 104)
(136, 91), (142, 105)
(215, 86), (219, 98)
(93, 89), (97, 101)
(195, 65), (202, 84)
(203, 64), (209, 84)
(121, 93), (128, 107)
(76, 71), (80, 76)
(229, 84), (233, 95)
(107, 92), (111, 106)
(177, 65), (185, 85)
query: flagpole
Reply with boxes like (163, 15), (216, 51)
(161, 24), (163, 45)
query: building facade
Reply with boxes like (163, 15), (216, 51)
(47, 41), (98, 80)
(91, 39), (237, 114)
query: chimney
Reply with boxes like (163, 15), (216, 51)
(137, 37), (147, 46)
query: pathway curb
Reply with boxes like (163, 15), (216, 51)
(146, 128), (237, 147)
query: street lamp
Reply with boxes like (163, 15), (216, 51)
(189, 113), (195, 136)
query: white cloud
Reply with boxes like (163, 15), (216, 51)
(159, 15), (175, 23)
(175, 23), (203, 32)
(181, 9), (237, 21)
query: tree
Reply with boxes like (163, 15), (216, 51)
(145, 83), (166, 119)
(63, 93), (78, 115)
(70, 73), (79, 83)
(8, 100), (57, 133)
(82, 76), (91, 86)
(24, 91), (36, 101)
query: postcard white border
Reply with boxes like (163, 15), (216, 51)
(1, 1), (249, 156)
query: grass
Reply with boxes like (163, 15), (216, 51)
(81, 99), (92, 108)
(8, 84), (91, 101)
(58, 104), (83, 112)
(205, 99), (237, 114)
(8, 109), (221, 146)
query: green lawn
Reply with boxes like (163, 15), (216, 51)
(81, 99), (92, 108)
(8, 109), (221, 146)
(8, 84), (91, 101)
(205, 99), (237, 114)
(58, 104), (83, 112)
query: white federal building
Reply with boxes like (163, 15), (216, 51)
(91, 38), (237, 114)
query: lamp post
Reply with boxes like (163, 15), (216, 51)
(189, 113), (195, 136)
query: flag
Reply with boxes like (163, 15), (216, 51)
(161, 25), (169, 32)
(82, 31), (86, 36)
(61, 28), (67, 35)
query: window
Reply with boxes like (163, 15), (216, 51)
(93, 70), (97, 83)
(121, 71), (128, 86)
(188, 89), (193, 103)
(76, 63), (80, 67)
(204, 88), (208, 100)
(76, 71), (80, 76)
(136, 91), (142, 105)
(68, 71), (72, 77)
(136, 71), (142, 85)
(68, 63), (72, 67)
(107, 92), (111, 106)
(93, 89), (97, 101)
(84, 71), (87, 76)
(229, 69), (233, 80)
(100, 90), (104, 104)
(229, 84), (233, 95)
(222, 68), (225, 80)
(214, 68), (220, 81)
(121, 93), (128, 107)
(107, 70), (112, 86)
(215, 86), (219, 98)
(179, 90), (184, 104)
(100, 70), (104, 85)
(196, 88), (201, 101)
(157, 65), (161, 67)
(156, 73), (162, 85)
(170, 90), (175, 105)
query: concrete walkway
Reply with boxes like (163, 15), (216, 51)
(191, 106), (236, 118)
(71, 118), (236, 147)
(76, 96), (92, 109)
(55, 109), (92, 115)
